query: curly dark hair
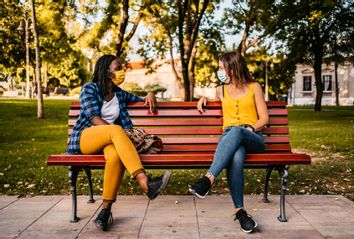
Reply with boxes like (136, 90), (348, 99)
(92, 54), (123, 96)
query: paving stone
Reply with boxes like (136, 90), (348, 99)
(295, 208), (354, 239)
(78, 195), (148, 239)
(139, 196), (199, 239)
(17, 196), (101, 239)
(0, 196), (18, 210)
(0, 196), (63, 239)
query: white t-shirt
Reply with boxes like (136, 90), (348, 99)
(101, 95), (120, 124)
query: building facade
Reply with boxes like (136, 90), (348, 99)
(288, 62), (354, 105)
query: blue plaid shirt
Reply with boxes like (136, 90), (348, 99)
(66, 82), (144, 154)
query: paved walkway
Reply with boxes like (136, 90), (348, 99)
(0, 195), (353, 239)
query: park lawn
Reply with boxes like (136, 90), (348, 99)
(0, 99), (353, 200)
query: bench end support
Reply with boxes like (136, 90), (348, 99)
(68, 166), (80, 223)
(277, 165), (289, 222)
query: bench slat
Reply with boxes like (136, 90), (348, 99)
(67, 126), (289, 135)
(163, 144), (291, 152)
(69, 118), (289, 127)
(70, 101), (287, 109)
(143, 127), (289, 135)
(68, 108), (287, 117)
(47, 153), (310, 166)
(132, 118), (289, 126)
(160, 136), (289, 144)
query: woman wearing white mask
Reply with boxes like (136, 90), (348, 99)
(189, 51), (269, 233)
(67, 54), (171, 231)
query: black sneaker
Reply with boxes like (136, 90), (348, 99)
(94, 208), (113, 231)
(189, 176), (211, 199)
(147, 171), (171, 200)
(234, 209), (257, 233)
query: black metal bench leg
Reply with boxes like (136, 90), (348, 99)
(262, 167), (274, 203)
(277, 165), (289, 222)
(68, 166), (80, 223)
(84, 168), (95, 203)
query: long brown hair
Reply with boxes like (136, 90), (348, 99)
(219, 51), (254, 89)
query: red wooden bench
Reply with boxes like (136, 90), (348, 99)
(47, 101), (311, 223)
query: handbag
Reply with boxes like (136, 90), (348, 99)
(124, 128), (163, 154)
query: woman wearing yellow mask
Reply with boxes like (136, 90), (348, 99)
(67, 54), (171, 231)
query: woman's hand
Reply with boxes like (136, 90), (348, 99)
(197, 96), (208, 113)
(144, 92), (157, 113)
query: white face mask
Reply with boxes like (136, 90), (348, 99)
(217, 70), (230, 84)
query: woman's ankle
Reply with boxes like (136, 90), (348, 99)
(135, 172), (148, 193)
(102, 200), (113, 210)
(205, 172), (215, 185)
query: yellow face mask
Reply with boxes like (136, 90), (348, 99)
(109, 70), (125, 86)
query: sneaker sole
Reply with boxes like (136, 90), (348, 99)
(188, 188), (209, 199)
(240, 221), (258, 233)
(150, 171), (171, 200)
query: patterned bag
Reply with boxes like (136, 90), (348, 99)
(124, 128), (163, 154)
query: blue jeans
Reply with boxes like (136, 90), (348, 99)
(208, 126), (265, 208)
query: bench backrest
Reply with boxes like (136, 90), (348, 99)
(68, 101), (291, 154)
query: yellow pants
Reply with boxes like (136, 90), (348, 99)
(80, 125), (144, 202)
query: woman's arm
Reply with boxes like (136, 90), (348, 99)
(197, 86), (222, 112)
(252, 82), (269, 131)
(79, 83), (110, 126)
(124, 90), (155, 113)
(143, 92), (157, 113)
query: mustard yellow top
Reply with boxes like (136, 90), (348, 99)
(222, 83), (258, 129)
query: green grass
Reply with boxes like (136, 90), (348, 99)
(0, 99), (353, 201)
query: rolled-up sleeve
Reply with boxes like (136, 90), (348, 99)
(80, 84), (101, 120)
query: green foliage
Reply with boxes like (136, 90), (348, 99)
(121, 82), (146, 96)
(138, 0), (224, 97)
(69, 86), (81, 96)
(1, 1), (89, 90)
(144, 84), (167, 94)
(121, 82), (166, 96)
(0, 1), (26, 76)
(194, 11), (226, 87)
(222, 0), (275, 54)
(247, 47), (294, 99)
(270, 0), (354, 64)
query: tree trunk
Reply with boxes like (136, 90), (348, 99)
(25, 17), (31, 99)
(238, 21), (251, 56)
(44, 62), (48, 95)
(189, 42), (198, 100)
(181, 60), (190, 101)
(313, 50), (324, 111)
(168, 33), (184, 99)
(116, 0), (129, 57)
(31, 0), (44, 119)
(334, 61), (339, 106)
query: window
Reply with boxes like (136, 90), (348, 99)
(303, 76), (312, 91)
(323, 75), (332, 91)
